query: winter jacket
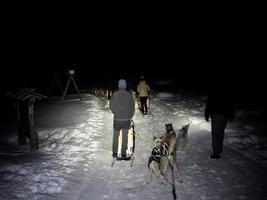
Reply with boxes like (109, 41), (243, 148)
(204, 91), (235, 122)
(137, 80), (150, 97)
(110, 88), (135, 121)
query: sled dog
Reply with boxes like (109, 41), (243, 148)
(146, 123), (190, 184)
(146, 136), (167, 184)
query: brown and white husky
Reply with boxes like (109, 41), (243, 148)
(146, 123), (190, 184)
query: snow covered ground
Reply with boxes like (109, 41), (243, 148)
(0, 90), (266, 200)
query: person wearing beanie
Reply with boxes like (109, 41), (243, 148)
(118, 79), (127, 89)
(110, 79), (135, 158)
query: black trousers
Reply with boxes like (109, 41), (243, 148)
(211, 114), (228, 156)
(113, 120), (130, 155)
(139, 96), (148, 113)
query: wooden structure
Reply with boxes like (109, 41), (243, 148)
(6, 88), (46, 151)
(48, 69), (82, 102)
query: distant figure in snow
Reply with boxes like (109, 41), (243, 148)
(137, 76), (151, 115)
(110, 79), (135, 158)
(204, 86), (235, 159)
(105, 76), (115, 109)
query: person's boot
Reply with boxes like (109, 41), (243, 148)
(112, 152), (117, 158)
(210, 154), (221, 159)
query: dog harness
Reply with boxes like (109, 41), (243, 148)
(151, 147), (161, 162)
(162, 142), (169, 157)
(148, 147), (161, 168)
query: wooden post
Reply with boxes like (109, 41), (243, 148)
(28, 97), (38, 151)
(6, 88), (46, 151)
(16, 101), (26, 145)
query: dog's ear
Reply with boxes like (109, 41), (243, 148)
(166, 123), (174, 132)
(183, 123), (190, 130)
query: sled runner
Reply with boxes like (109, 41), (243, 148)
(111, 120), (135, 167)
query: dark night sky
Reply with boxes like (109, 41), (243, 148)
(1, 9), (264, 97)
(0, 24), (264, 97)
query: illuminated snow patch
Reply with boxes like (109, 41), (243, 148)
(199, 122), (211, 131)
(156, 92), (175, 98)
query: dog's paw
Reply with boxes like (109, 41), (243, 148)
(145, 178), (152, 185)
(159, 176), (168, 185)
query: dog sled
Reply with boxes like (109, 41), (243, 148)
(111, 120), (135, 167)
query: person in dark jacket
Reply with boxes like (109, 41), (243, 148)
(204, 87), (235, 159)
(110, 79), (135, 158)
